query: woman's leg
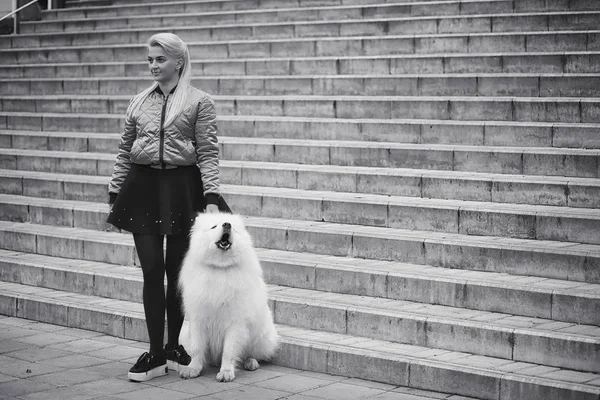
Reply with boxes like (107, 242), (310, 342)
(133, 234), (166, 355)
(165, 233), (189, 347)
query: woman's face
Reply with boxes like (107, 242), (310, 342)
(147, 45), (181, 84)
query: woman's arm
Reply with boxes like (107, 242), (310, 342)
(194, 94), (220, 206)
(107, 107), (137, 204)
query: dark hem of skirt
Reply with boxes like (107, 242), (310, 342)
(107, 163), (230, 235)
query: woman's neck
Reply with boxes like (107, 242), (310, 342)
(158, 77), (179, 96)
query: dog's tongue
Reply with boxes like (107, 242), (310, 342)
(220, 232), (230, 243)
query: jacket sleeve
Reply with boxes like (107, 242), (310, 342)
(107, 104), (137, 203)
(194, 94), (220, 205)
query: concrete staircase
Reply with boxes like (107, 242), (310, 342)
(1, 0), (600, 399)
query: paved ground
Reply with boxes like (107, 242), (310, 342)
(0, 316), (477, 400)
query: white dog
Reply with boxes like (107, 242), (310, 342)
(178, 212), (279, 382)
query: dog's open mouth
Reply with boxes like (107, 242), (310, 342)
(216, 232), (232, 251)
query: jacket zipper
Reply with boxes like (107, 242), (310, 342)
(159, 93), (169, 169)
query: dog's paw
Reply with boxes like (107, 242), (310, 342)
(216, 369), (235, 382)
(179, 367), (201, 379)
(243, 358), (259, 371)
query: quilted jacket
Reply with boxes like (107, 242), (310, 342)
(108, 85), (219, 204)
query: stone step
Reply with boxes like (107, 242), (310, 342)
(1, 280), (598, 400)
(218, 161), (600, 209)
(1, 137), (599, 179)
(0, 216), (598, 283)
(2, 113), (599, 150)
(218, 138), (600, 178)
(63, 0), (110, 6)
(23, 1), (535, 34)
(3, 73), (600, 97)
(2, 244), (598, 326)
(60, 0), (460, 14)
(2, 173), (600, 241)
(3, 152), (600, 240)
(3, 94), (600, 124)
(2, 31), (599, 64)
(52, 0), (600, 19)
(0, 250), (598, 372)
(2, 52), (599, 78)
(10, 11), (600, 50)
(1, 149), (599, 209)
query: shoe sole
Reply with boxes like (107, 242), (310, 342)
(128, 364), (168, 382)
(167, 360), (187, 372)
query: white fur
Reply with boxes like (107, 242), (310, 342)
(178, 212), (279, 382)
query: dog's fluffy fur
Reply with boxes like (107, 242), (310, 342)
(178, 212), (278, 382)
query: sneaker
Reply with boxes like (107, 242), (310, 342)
(128, 352), (167, 382)
(165, 344), (191, 371)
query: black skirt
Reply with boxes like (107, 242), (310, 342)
(107, 164), (230, 235)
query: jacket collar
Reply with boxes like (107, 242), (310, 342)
(154, 84), (178, 96)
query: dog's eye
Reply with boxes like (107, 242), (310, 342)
(210, 225), (217, 229)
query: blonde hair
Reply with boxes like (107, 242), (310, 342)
(127, 33), (192, 127)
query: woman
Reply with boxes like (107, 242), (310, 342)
(107, 32), (229, 382)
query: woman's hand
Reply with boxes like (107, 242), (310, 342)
(206, 204), (219, 214)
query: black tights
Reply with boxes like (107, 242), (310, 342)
(133, 233), (189, 355)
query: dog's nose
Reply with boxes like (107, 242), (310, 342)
(222, 222), (231, 231)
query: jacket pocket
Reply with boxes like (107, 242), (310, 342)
(130, 139), (142, 160)
(173, 138), (196, 163)
(129, 139), (153, 164)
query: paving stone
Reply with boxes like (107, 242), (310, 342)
(342, 377), (398, 391)
(30, 368), (107, 387)
(0, 379), (58, 398)
(202, 385), (289, 400)
(4, 347), (72, 363)
(27, 321), (78, 333)
(253, 373), (332, 392)
(52, 326), (105, 339)
(0, 326), (39, 342)
(292, 370), (349, 383)
(302, 381), (388, 400)
(15, 332), (77, 347)
(84, 345), (144, 361)
(277, 394), (325, 400)
(41, 354), (112, 369)
(112, 386), (197, 400)
(0, 339), (31, 354)
(77, 360), (133, 379)
(392, 386), (450, 399)
(159, 375), (242, 396)
(69, 378), (146, 396)
(0, 372), (17, 384)
(223, 367), (288, 385)
(367, 392), (443, 400)
(47, 338), (117, 354)
(1, 359), (66, 379)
